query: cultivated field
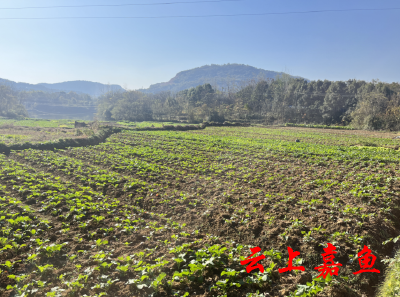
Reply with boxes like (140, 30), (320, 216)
(0, 119), (89, 145)
(1, 126), (400, 297)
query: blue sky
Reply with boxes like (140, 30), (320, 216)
(0, 0), (399, 89)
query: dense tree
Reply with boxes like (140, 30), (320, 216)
(97, 90), (151, 121)
(20, 90), (95, 108)
(95, 79), (400, 130)
(351, 92), (388, 130)
(97, 91), (125, 121)
(0, 85), (28, 119)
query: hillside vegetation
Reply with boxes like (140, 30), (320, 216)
(98, 77), (400, 131)
(0, 78), (124, 97)
(0, 86), (28, 119)
(0, 85), (97, 120)
(2, 67), (400, 131)
(141, 64), (306, 93)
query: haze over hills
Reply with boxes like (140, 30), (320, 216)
(0, 78), (51, 93)
(38, 81), (124, 97)
(0, 64), (307, 98)
(0, 78), (124, 97)
(140, 64), (308, 93)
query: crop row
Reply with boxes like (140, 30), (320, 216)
(2, 126), (400, 296)
(0, 153), (294, 297)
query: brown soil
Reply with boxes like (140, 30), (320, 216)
(1, 127), (399, 296)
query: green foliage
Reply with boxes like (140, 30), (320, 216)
(97, 74), (400, 128)
(378, 250), (400, 297)
(290, 275), (332, 297)
(2, 124), (400, 297)
(0, 85), (28, 119)
(97, 90), (151, 122)
(351, 92), (393, 130)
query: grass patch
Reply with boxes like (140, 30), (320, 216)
(117, 121), (182, 128)
(0, 118), (75, 128)
(377, 251), (400, 297)
(285, 123), (355, 130)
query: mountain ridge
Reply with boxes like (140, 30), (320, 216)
(0, 64), (308, 97)
(0, 78), (124, 97)
(140, 64), (308, 93)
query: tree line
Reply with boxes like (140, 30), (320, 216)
(2, 76), (400, 131)
(20, 90), (95, 108)
(97, 76), (400, 130)
(0, 85), (97, 119)
(0, 85), (28, 119)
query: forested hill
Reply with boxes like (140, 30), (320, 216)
(0, 78), (124, 97)
(38, 81), (124, 97)
(141, 64), (307, 93)
(0, 78), (52, 93)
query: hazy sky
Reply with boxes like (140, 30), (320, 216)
(0, 0), (399, 89)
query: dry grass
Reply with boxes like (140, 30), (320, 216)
(377, 251), (400, 297)
(0, 126), (94, 145)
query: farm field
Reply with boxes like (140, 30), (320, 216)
(0, 119), (76, 129)
(1, 126), (400, 297)
(0, 127), (79, 146)
(116, 121), (183, 128)
(0, 119), (103, 146)
(0, 119), (192, 146)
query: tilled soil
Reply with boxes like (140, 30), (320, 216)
(1, 127), (400, 296)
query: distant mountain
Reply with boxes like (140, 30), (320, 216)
(0, 78), (53, 93)
(38, 81), (125, 97)
(0, 78), (125, 97)
(141, 64), (307, 93)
